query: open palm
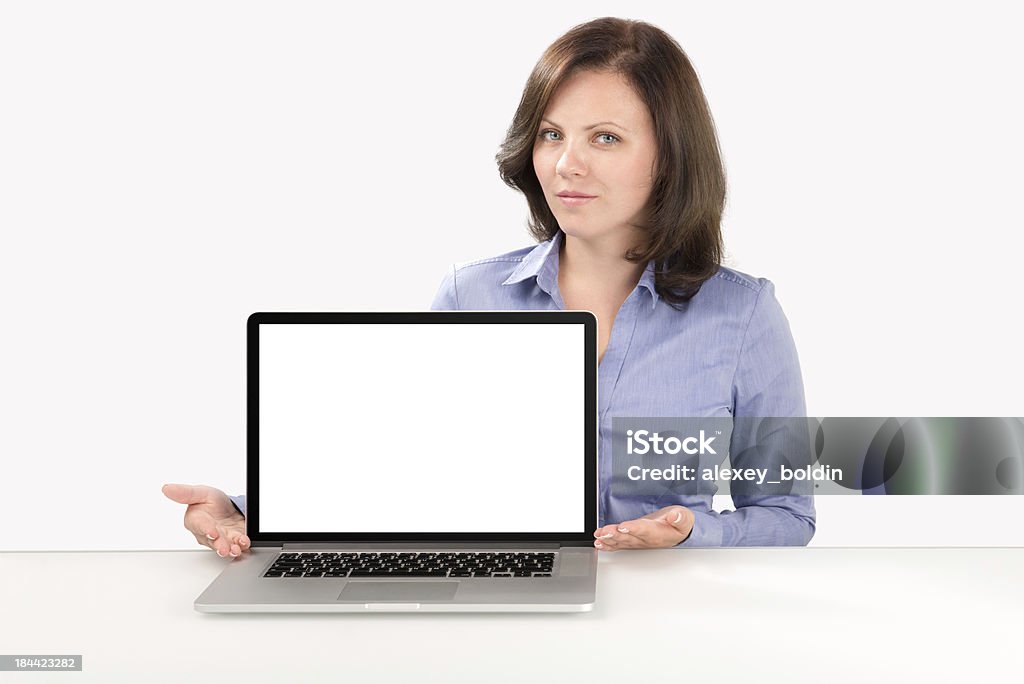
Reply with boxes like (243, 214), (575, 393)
(162, 483), (250, 557)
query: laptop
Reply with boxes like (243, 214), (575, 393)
(195, 311), (598, 612)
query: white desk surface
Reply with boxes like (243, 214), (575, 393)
(1, 548), (1020, 683)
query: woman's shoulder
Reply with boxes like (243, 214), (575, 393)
(454, 244), (538, 274)
(699, 264), (785, 305)
(687, 264), (788, 322)
(687, 265), (796, 351)
(430, 241), (551, 310)
(451, 242), (544, 294)
(708, 264), (770, 293)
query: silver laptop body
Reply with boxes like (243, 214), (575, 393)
(195, 311), (599, 613)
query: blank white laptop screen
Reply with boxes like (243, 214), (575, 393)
(258, 323), (586, 533)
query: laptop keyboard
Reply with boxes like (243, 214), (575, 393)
(263, 551), (555, 578)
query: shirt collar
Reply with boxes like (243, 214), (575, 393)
(501, 231), (563, 297)
(502, 230), (661, 310)
(637, 260), (660, 310)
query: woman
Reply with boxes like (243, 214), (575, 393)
(164, 17), (814, 556)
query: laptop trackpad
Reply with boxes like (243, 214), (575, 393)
(338, 582), (459, 602)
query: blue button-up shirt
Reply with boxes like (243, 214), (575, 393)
(428, 231), (815, 546)
(230, 231), (814, 546)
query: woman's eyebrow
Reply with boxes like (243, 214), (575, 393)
(540, 118), (631, 132)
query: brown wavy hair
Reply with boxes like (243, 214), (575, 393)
(496, 17), (726, 306)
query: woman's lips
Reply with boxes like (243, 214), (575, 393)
(556, 192), (597, 207)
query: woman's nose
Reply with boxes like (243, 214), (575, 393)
(555, 142), (587, 178)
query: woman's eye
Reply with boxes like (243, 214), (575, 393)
(539, 130), (562, 142)
(596, 133), (619, 145)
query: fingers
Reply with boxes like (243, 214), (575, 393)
(661, 508), (686, 529)
(611, 521), (653, 547)
(201, 522), (250, 558)
(641, 505), (678, 521)
(210, 524), (238, 557)
(186, 509), (250, 558)
(167, 483), (248, 558)
(648, 506), (692, 539)
(592, 516), (677, 551)
(162, 483), (216, 505)
(593, 523), (628, 552)
(186, 510), (221, 553)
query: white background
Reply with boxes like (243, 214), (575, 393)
(1, 1), (1022, 550)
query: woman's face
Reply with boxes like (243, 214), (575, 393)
(532, 69), (658, 251)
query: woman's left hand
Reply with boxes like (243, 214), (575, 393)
(593, 505), (695, 551)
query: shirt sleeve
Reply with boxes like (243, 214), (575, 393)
(430, 265), (459, 310)
(678, 279), (816, 547)
(229, 494), (246, 518)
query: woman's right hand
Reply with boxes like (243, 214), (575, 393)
(162, 483), (250, 558)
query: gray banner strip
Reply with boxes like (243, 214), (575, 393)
(0, 655), (82, 671)
(611, 417), (1024, 495)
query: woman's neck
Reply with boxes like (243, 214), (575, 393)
(558, 232), (646, 300)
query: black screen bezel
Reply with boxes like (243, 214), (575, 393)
(246, 311), (598, 546)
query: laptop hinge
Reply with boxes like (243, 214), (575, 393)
(281, 542), (562, 550)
